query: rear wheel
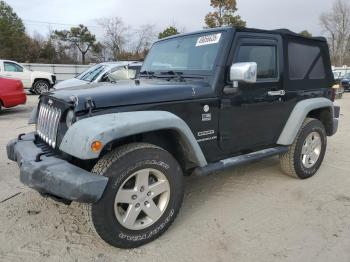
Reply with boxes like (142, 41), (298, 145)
(87, 143), (184, 248)
(33, 80), (50, 95)
(280, 118), (327, 179)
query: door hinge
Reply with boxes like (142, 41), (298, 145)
(219, 132), (230, 142)
(220, 99), (232, 109)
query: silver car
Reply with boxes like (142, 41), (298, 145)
(54, 61), (142, 90)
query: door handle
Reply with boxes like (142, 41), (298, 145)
(267, 90), (285, 96)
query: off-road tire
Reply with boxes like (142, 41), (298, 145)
(33, 80), (50, 95)
(279, 118), (327, 179)
(86, 143), (184, 249)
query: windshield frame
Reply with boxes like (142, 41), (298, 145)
(141, 30), (226, 77)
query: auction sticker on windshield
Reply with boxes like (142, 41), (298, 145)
(196, 33), (221, 47)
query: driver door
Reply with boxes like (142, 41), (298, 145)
(219, 34), (294, 154)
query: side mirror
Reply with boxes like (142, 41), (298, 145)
(230, 62), (257, 84)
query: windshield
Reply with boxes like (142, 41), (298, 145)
(343, 73), (350, 79)
(76, 64), (107, 82)
(142, 32), (223, 74)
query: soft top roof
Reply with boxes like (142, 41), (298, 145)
(158, 26), (327, 44)
(236, 27), (327, 43)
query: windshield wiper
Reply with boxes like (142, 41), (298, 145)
(160, 71), (185, 81)
(139, 70), (156, 78)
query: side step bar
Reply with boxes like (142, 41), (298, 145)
(193, 146), (288, 176)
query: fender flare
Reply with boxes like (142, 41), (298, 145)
(277, 97), (334, 145)
(59, 111), (208, 167)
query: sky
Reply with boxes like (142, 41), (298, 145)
(5, 0), (333, 39)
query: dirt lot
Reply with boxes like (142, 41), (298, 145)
(0, 94), (349, 262)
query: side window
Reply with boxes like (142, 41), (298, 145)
(288, 42), (325, 80)
(309, 56), (325, 79)
(4, 62), (24, 72)
(235, 45), (277, 80)
(108, 67), (137, 81)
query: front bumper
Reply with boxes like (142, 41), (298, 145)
(6, 133), (108, 203)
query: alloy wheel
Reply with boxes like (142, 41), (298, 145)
(301, 132), (322, 169)
(114, 168), (170, 230)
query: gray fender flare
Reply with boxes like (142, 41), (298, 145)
(277, 97), (333, 145)
(59, 111), (208, 167)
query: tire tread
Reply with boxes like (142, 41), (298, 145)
(279, 118), (315, 178)
(85, 142), (181, 249)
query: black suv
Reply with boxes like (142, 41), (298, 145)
(7, 27), (340, 248)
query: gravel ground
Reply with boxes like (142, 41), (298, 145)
(0, 94), (349, 262)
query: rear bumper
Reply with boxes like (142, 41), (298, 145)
(1, 92), (26, 108)
(6, 133), (108, 203)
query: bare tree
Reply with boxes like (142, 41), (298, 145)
(54, 25), (98, 64)
(98, 17), (129, 61)
(320, 0), (350, 66)
(133, 24), (157, 57)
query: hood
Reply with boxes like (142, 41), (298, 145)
(48, 79), (214, 111)
(54, 78), (87, 90)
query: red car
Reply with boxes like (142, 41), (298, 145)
(0, 77), (26, 111)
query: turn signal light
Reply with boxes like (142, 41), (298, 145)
(91, 141), (103, 152)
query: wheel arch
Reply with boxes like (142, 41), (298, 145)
(277, 98), (334, 145)
(100, 129), (196, 173)
(307, 107), (334, 136)
(32, 78), (51, 87)
(59, 111), (207, 169)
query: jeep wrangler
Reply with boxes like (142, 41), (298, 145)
(7, 27), (340, 248)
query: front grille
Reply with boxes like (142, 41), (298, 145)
(36, 104), (62, 148)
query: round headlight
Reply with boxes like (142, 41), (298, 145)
(66, 110), (76, 128)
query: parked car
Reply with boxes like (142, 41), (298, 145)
(0, 77), (26, 112)
(8, 27), (339, 249)
(340, 72), (350, 91)
(54, 61), (142, 90)
(333, 68), (350, 82)
(0, 60), (56, 94)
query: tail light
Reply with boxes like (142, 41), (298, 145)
(16, 80), (24, 91)
(330, 85), (337, 102)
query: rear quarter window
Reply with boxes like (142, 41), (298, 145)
(288, 42), (326, 80)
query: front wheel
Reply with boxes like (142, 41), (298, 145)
(87, 143), (184, 249)
(33, 80), (50, 95)
(280, 118), (327, 179)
